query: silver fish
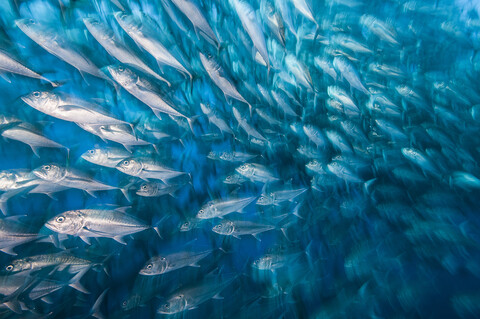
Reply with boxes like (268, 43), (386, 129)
(139, 249), (212, 275)
(235, 163), (279, 183)
(45, 208), (159, 244)
(0, 49), (58, 86)
(212, 220), (275, 240)
(1, 122), (67, 157)
(21, 91), (129, 126)
(15, 19), (107, 80)
(116, 157), (187, 182)
(196, 196), (257, 219)
(114, 12), (191, 79)
(33, 163), (120, 197)
(232, 0), (269, 69)
(77, 123), (151, 152)
(170, 0), (219, 45)
(199, 53), (250, 106)
(81, 146), (131, 168)
(83, 17), (169, 85)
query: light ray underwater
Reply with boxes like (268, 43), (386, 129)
(0, 0), (479, 318)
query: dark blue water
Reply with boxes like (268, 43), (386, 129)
(0, 0), (480, 318)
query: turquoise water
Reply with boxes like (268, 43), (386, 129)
(0, 0), (479, 318)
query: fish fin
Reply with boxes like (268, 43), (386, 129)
(0, 73), (11, 83)
(113, 235), (127, 245)
(30, 145), (40, 157)
(91, 288), (109, 319)
(153, 226), (162, 239)
(80, 236), (91, 245)
(123, 144), (133, 153)
(212, 293), (224, 300)
(68, 269), (90, 294)
(233, 235), (241, 239)
(85, 190), (97, 198)
(4, 300), (22, 313)
(189, 263), (201, 268)
(0, 246), (17, 255)
(41, 295), (55, 304)
(252, 233), (261, 241)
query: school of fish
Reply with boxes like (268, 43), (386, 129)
(0, 0), (479, 318)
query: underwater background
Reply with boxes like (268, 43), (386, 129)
(0, 0), (480, 318)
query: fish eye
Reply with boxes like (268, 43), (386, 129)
(118, 66), (124, 72)
(165, 304), (169, 309)
(5, 265), (13, 271)
(141, 185), (147, 190)
(161, 257), (166, 261)
(199, 209), (204, 215)
(123, 160), (129, 165)
(56, 216), (65, 223)
(226, 176), (231, 181)
(122, 300), (127, 307)
(33, 91), (40, 97)
(146, 264), (152, 269)
(28, 19), (35, 24)
(44, 165), (51, 171)
(88, 149), (95, 155)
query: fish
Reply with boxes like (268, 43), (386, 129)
(83, 17), (170, 85)
(114, 12), (192, 79)
(170, 0), (219, 45)
(1, 122), (67, 157)
(139, 249), (212, 275)
(231, 0), (269, 70)
(256, 187), (308, 206)
(0, 49), (58, 86)
(76, 123), (152, 152)
(105, 64), (193, 128)
(207, 151), (256, 162)
(232, 106), (266, 141)
(80, 146), (131, 168)
(0, 217), (40, 255)
(136, 181), (186, 197)
(21, 91), (129, 126)
(235, 163), (279, 184)
(196, 196), (257, 219)
(116, 157), (187, 182)
(199, 53), (250, 107)
(212, 220), (276, 240)
(15, 19), (107, 80)
(157, 274), (235, 314)
(200, 103), (234, 135)
(45, 208), (160, 244)
(32, 163), (122, 197)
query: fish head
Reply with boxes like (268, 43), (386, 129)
(81, 148), (106, 164)
(121, 295), (141, 311)
(21, 91), (58, 112)
(158, 295), (187, 314)
(236, 163), (254, 176)
(136, 183), (156, 196)
(219, 152), (234, 161)
(199, 103), (211, 115)
(33, 164), (65, 182)
(2, 259), (31, 275)
(306, 160), (321, 171)
(252, 255), (273, 270)
(116, 158), (142, 176)
(83, 17), (108, 40)
(15, 18), (47, 40)
(212, 221), (234, 235)
(139, 256), (167, 275)
(114, 12), (142, 33)
(256, 194), (274, 206)
(179, 220), (194, 232)
(45, 210), (84, 235)
(196, 204), (213, 219)
(207, 151), (218, 160)
(106, 65), (136, 87)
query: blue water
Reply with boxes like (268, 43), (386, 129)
(0, 0), (480, 318)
